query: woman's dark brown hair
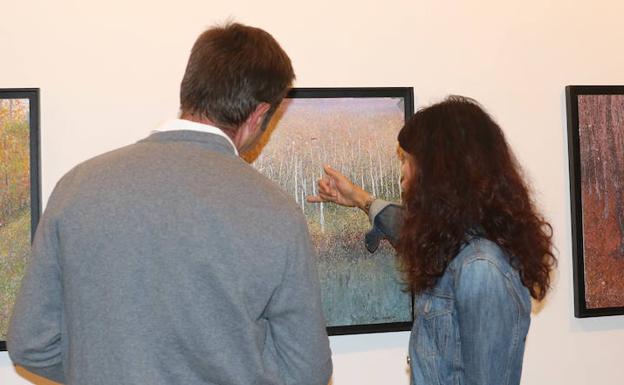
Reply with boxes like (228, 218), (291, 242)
(396, 96), (556, 300)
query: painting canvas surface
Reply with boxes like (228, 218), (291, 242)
(252, 93), (412, 330)
(578, 94), (624, 309)
(0, 98), (32, 343)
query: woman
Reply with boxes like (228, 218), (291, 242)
(308, 96), (556, 385)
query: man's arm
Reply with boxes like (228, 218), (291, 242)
(8, 201), (65, 383)
(263, 216), (332, 385)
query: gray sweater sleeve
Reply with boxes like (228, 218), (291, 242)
(262, 215), (332, 385)
(8, 194), (66, 383)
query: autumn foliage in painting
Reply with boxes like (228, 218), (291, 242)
(0, 98), (31, 340)
(252, 97), (412, 327)
(578, 95), (624, 309)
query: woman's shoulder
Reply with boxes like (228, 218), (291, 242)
(446, 236), (531, 314)
(449, 237), (515, 276)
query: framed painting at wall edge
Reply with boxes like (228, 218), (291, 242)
(0, 88), (41, 350)
(250, 87), (414, 335)
(566, 85), (624, 318)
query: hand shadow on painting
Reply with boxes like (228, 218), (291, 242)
(241, 99), (292, 164)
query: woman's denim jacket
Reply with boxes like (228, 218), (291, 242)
(366, 201), (531, 385)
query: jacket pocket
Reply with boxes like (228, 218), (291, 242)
(415, 292), (453, 357)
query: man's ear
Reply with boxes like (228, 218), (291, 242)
(234, 102), (272, 151)
(248, 102), (271, 129)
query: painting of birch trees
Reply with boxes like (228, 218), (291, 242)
(0, 97), (33, 343)
(252, 89), (413, 331)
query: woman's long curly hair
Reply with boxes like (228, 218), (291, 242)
(396, 96), (556, 300)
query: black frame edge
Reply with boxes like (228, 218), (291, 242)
(328, 321), (412, 336)
(565, 86), (585, 317)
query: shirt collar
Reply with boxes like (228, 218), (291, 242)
(152, 119), (239, 156)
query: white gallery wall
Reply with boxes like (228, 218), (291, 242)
(1, 0), (624, 384)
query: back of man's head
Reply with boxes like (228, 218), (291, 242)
(180, 22), (295, 134)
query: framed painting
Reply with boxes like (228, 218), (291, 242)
(0, 89), (41, 350)
(250, 87), (414, 334)
(566, 85), (624, 317)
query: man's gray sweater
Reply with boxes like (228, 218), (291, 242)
(8, 130), (332, 385)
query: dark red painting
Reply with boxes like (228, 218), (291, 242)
(568, 86), (624, 317)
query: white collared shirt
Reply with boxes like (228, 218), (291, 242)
(152, 119), (239, 156)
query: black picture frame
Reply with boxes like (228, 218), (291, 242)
(0, 88), (41, 350)
(566, 85), (624, 318)
(254, 87), (414, 335)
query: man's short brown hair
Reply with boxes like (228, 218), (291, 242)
(180, 23), (295, 130)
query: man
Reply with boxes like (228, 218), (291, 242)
(8, 23), (332, 385)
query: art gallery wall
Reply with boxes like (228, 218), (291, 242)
(1, 0), (624, 384)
